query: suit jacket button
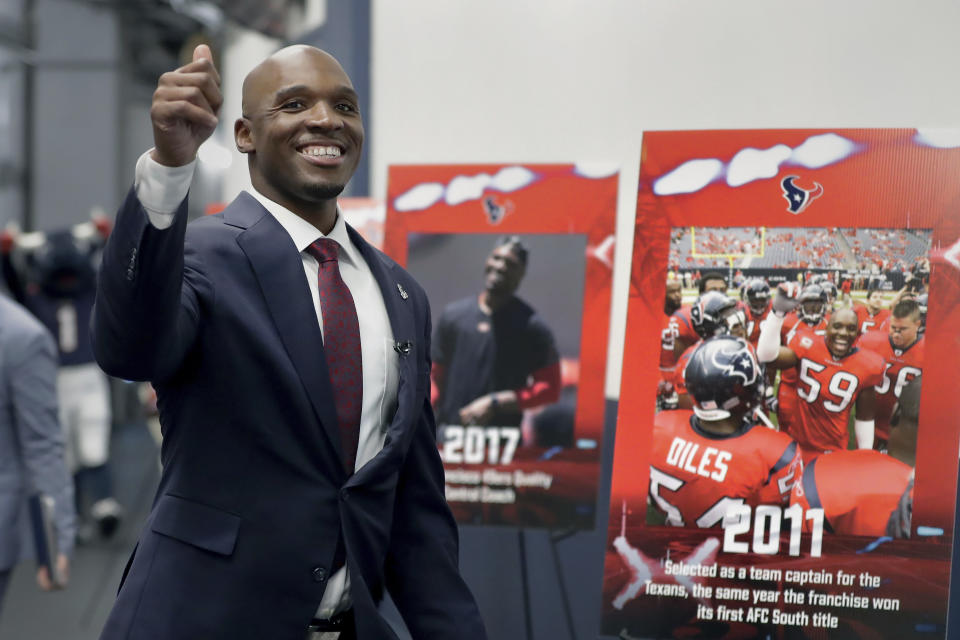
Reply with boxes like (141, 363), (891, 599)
(312, 567), (326, 583)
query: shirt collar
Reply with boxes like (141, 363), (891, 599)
(248, 187), (360, 268)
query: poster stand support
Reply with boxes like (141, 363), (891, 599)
(549, 528), (578, 640)
(517, 528), (579, 640)
(518, 529), (533, 640)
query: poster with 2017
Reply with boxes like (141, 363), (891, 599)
(384, 164), (616, 530)
(602, 129), (960, 639)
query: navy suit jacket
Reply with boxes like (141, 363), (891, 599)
(92, 189), (486, 639)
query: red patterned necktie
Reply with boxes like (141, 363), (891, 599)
(306, 238), (362, 474)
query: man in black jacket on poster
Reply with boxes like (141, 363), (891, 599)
(431, 237), (561, 435)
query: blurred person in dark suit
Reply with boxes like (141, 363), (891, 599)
(0, 292), (75, 613)
(92, 44), (485, 640)
(431, 237), (561, 432)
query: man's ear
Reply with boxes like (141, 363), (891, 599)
(235, 117), (254, 154)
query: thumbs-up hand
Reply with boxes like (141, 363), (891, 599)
(150, 44), (222, 167)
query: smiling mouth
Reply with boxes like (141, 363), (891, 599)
(832, 337), (851, 352)
(299, 144), (342, 159)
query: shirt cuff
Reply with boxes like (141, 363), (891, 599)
(134, 150), (197, 229)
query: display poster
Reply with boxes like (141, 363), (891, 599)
(602, 129), (960, 639)
(384, 164), (617, 529)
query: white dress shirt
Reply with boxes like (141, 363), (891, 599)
(134, 151), (400, 618)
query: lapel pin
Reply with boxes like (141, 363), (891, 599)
(397, 283), (409, 300)
(394, 340), (413, 356)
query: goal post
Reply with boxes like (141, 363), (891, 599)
(689, 226), (767, 286)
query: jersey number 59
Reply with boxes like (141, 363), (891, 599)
(797, 359), (859, 412)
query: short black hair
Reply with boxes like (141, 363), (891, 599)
(699, 271), (727, 293)
(892, 299), (921, 321)
(494, 236), (529, 267)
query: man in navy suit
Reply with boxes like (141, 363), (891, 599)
(92, 44), (486, 640)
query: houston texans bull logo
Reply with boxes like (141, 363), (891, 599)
(780, 175), (824, 214)
(482, 196), (514, 225)
(712, 340), (759, 385)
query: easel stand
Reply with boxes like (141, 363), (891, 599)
(516, 527), (579, 640)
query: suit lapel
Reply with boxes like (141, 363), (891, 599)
(231, 194), (346, 476)
(346, 226), (418, 442)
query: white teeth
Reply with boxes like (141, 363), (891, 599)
(302, 145), (341, 158)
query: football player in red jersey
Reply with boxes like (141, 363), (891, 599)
(858, 299), (924, 451)
(758, 295), (885, 463)
(657, 277), (685, 410)
(671, 271), (728, 359)
(854, 287), (891, 334)
(741, 278), (771, 347)
(790, 376), (920, 537)
(774, 284), (829, 436)
(659, 277), (685, 381)
(671, 292), (748, 409)
(649, 336), (801, 528)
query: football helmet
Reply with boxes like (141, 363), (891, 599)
(744, 279), (771, 316)
(690, 292), (745, 339)
(30, 230), (97, 297)
(798, 284), (828, 324)
(683, 335), (764, 421)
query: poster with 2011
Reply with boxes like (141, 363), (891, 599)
(602, 129), (960, 639)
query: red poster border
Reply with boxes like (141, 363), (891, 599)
(605, 128), (960, 637)
(384, 163), (618, 529)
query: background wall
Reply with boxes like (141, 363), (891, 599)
(369, 0), (960, 398)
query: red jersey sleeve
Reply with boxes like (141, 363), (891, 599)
(515, 361), (561, 409)
(753, 439), (802, 506)
(856, 327), (887, 354)
(786, 329), (816, 354)
(795, 451), (911, 536)
(851, 348), (886, 388)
